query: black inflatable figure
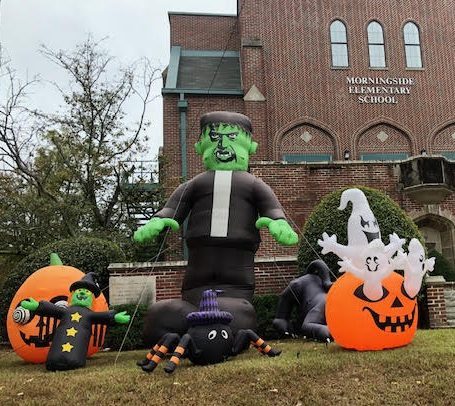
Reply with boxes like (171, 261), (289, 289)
(273, 260), (333, 341)
(134, 112), (298, 345)
(137, 290), (281, 373)
(20, 273), (130, 371)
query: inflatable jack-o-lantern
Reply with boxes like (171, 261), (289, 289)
(7, 254), (108, 363)
(326, 271), (418, 351)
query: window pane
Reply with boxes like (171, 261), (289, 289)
(404, 22), (420, 45)
(368, 22), (384, 44)
(405, 45), (422, 68)
(369, 45), (386, 67)
(330, 20), (347, 43)
(360, 152), (408, 161)
(331, 44), (349, 67)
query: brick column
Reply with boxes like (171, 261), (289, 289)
(425, 276), (448, 328)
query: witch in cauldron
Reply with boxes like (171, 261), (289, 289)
(137, 289), (281, 373)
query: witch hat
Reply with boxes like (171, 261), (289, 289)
(69, 272), (101, 298)
(186, 290), (233, 326)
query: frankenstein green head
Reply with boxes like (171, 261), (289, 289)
(69, 272), (101, 308)
(195, 111), (258, 171)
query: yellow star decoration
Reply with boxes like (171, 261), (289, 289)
(71, 312), (82, 322)
(62, 342), (74, 353)
(66, 327), (78, 337)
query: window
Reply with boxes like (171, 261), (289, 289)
(441, 152), (455, 161)
(367, 21), (386, 68)
(360, 152), (408, 161)
(283, 154), (333, 163)
(404, 22), (423, 68)
(330, 20), (349, 67)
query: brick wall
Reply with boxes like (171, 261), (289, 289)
(109, 256), (299, 301)
(169, 13), (239, 51)
(425, 277), (454, 328)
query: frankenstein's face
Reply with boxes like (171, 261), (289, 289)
(195, 124), (257, 171)
(70, 288), (94, 308)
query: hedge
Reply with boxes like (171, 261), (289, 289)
(428, 249), (455, 282)
(298, 186), (424, 276)
(0, 237), (125, 342)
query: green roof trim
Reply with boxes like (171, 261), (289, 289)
(165, 46), (181, 89)
(162, 88), (243, 95)
(181, 50), (239, 58)
(163, 48), (242, 94)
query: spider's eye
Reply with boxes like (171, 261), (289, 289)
(419, 255), (424, 262)
(221, 329), (229, 339)
(208, 330), (217, 340)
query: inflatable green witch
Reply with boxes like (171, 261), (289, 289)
(20, 272), (130, 371)
(134, 111), (298, 345)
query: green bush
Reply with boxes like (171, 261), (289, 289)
(298, 186), (424, 276)
(0, 237), (125, 342)
(103, 304), (148, 351)
(252, 294), (280, 340)
(428, 249), (455, 282)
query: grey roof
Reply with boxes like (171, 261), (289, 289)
(163, 47), (242, 95)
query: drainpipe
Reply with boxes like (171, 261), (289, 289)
(177, 93), (189, 259)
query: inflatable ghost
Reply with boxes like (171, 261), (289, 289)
(321, 188), (434, 350)
(318, 188), (405, 270)
(394, 238), (435, 298)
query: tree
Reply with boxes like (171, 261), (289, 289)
(0, 37), (161, 252)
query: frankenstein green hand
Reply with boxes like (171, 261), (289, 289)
(256, 217), (299, 246)
(20, 298), (39, 311)
(114, 311), (131, 325)
(133, 217), (180, 243)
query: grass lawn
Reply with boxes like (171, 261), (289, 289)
(0, 329), (454, 405)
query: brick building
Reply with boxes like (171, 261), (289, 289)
(159, 0), (455, 267)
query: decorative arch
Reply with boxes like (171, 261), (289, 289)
(274, 118), (339, 161)
(353, 118), (414, 160)
(411, 211), (455, 266)
(429, 120), (455, 159)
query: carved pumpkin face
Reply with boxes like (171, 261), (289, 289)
(7, 264), (108, 363)
(326, 272), (418, 351)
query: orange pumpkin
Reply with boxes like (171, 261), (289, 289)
(326, 272), (418, 351)
(7, 261), (108, 363)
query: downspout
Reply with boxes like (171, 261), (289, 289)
(177, 93), (189, 259)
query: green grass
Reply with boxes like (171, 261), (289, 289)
(0, 329), (454, 405)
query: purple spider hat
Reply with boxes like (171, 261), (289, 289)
(186, 290), (233, 327)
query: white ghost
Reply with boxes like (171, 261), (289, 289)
(337, 239), (396, 301)
(393, 238), (435, 298)
(318, 188), (405, 267)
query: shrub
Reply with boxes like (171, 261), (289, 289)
(298, 186), (424, 277)
(252, 294), (280, 340)
(103, 304), (148, 351)
(0, 237), (125, 342)
(428, 249), (455, 282)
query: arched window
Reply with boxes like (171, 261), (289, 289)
(404, 22), (423, 68)
(367, 21), (386, 68)
(330, 20), (349, 67)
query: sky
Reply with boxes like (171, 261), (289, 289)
(0, 0), (237, 159)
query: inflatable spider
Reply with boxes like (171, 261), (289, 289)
(137, 290), (281, 373)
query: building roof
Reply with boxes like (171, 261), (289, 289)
(163, 47), (243, 95)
